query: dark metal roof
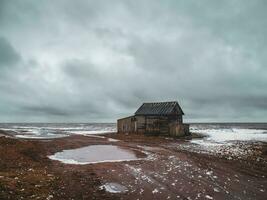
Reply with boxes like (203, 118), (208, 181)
(135, 101), (184, 116)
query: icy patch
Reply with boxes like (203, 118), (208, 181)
(152, 188), (159, 194)
(205, 195), (213, 199)
(137, 145), (163, 152)
(70, 130), (113, 135)
(206, 171), (213, 176)
(79, 135), (106, 139)
(180, 140), (263, 159)
(100, 182), (128, 193)
(125, 164), (155, 184)
(191, 139), (229, 146)
(108, 138), (120, 142)
(49, 145), (141, 164)
(46, 195), (53, 200)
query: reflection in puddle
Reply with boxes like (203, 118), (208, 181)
(100, 182), (128, 193)
(49, 145), (140, 164)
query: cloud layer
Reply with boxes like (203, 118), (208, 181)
(0, 0), (266, 122)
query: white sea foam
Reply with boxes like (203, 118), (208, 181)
(16, 134), (67, 139)
(191, 127), (267, 143)
(0, 123), (116, 139)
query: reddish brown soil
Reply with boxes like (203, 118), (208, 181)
(0, 131), (266, 200)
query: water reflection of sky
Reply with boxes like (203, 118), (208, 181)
(49, 145), (140, 164)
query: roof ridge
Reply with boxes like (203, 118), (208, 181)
(142, 101), (178, 104)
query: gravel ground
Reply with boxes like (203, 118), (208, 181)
(0, 130), (266, 200)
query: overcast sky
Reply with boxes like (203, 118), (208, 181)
(0, 0), (266, 123)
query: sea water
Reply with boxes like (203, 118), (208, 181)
(0, 123), (116, 139)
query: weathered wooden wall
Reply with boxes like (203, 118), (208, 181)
(134, 115), (180, 135)
(135, 116), (146, 134)
(144, 116), (169, 135)
(117, 116), (136, 133)
(167, 115), (183, 123)
(117, 114), (189, 136)
(169, 123), (190, 137)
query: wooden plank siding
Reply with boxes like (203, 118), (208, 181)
(169, 123), (190, 137)
(117, 115), (184, 135)
(117, 116), (135, 134)
(144, 116), (169, 135)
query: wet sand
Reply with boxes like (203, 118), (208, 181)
(0, 130), (266, 200)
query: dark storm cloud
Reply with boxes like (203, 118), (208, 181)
(21, 106), (70, 116)
(0, 37), (20, 68)
(63, 59), (101, 81)
(0, 0), (266, 122)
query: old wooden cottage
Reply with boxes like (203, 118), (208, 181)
(117, 101), (190, 137)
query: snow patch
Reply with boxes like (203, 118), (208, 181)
(205, 195), (213, 199)
(108, 138), (120, 142)
(152, 188), (159, 194)
(70, 130), (112, 135)
(100, 182), (128, 193)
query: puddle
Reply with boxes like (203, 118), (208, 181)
(49, 145), (140, 164)
(100, 182), (128, 193)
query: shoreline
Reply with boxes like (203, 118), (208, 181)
(0, 130), (266, 199)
